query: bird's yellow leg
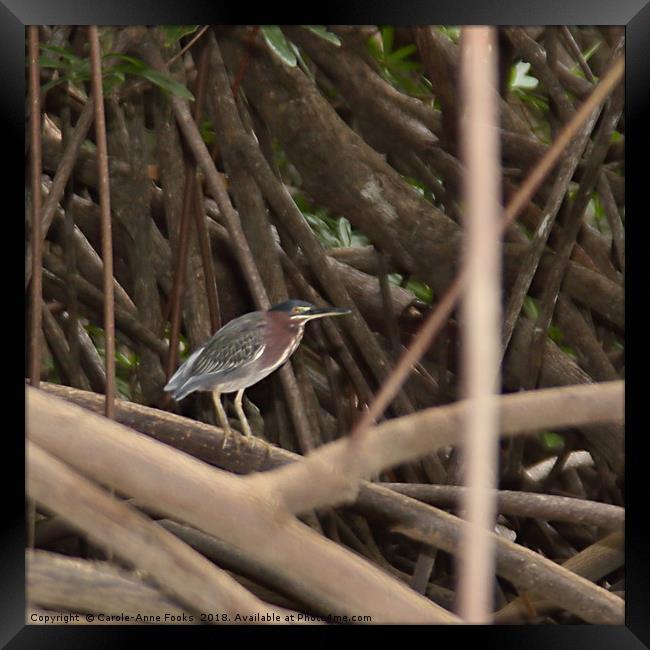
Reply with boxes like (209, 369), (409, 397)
(212, 391), (232, 435)
(234, 389), (253, 437)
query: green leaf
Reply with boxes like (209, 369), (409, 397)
(350, 231), (371, 247)
(366, 29), (430, 98)
(161, 25), (200, 48)
(39, 55), (67, 69)
(107, 53), (147, 69)
(110, 55), (194, 100)
(103, 70), (126, 92)
(261, 26), (297, 67)
(391, 60), (422, 72)
(134, 67), (194, 100)
(366, 36), (382, 59)
(523, 295), (539, 320)
(406, 280), (434, 304)
(592, 192), (605, 220)
(40, 77), (69, 94)
(514, 89), (549, 112)
(386, 44), (417, 62)
(539, 430), (565, 451)
(116, 351), (136, 370)
(547, 324), (564, 344)
(303, 213), (339, 247)
(582, 40), (602, 63)
(560, 344), (578, 360)
(40, 43), (80, 63)
(337, 218), (352, 247)
(291, 42), (316, 82)
(381, 26), (394, 54)
(199, 119), (216, 145)
(116, 377), (132, 399)
(437, 26), (461, 43)
(304, 26), (341, 46)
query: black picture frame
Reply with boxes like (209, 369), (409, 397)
(7, 1), (647, 646)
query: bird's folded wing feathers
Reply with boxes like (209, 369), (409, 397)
(164, 315), (266, 394)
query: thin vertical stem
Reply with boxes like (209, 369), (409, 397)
(28, 26), (43, 387)
(376, 248), (401, 359)
(88, 26), (116, 419)
(165, 165), (195, 385)
(165, 35), (215, 393)
(560, 26), (596, 83)
(191, 40), (221, 333)
(61, 96), (83, 389)
(458, 26), (502, 623)
(194, 176), (221, 332)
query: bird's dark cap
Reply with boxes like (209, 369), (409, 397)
(269, 299), (315, 312)
(269, 299), (350, 319)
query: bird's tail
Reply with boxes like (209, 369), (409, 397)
(167, 383), (194, 402)
(164, 344), (206, 401)
(164, 363), (193, 401)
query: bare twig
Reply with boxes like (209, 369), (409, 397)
(230, 93), (417, 419)
(415, 27), (458, 150)
(554, 294), (618, 382)
(207, 32), (322, 450)
(28, 26), (43, 387)
(346, 55), (624, 440)
(43, 255), (167, 358)
(41, 302), (90, 390)
(60, 104), (83, 389)
(41, 177), (136, 312)
(164, 159), (197, 383)
(28, 550), (192, 621)
(165, 39), (214, 392)
(192, 179), (221, 332)
(501, 102), (602, 358)
(597, 173), (625, 273)
(57, 312), (107, 392)
(27, 441), (295, 623)
(26, 102), (95, 290)
(384, 484), (624, 529)
(138, 28), (269, 309)
(230, 26), (260, 96)
(246, 380), (623, 515)
(166, 25), (210, 66)
(37, 380), (624, 625)
(26, 30), (42, 557)
(505, 27), (575, 122)
(88, 26), (116, 419)
(277, 250), (376, 410)
(388, 489), (623, 624)
(409, 551), (436, 596)
(494, 531), (624, 623)
(560, 26), (596, 83)
(27, 387), (459, 623)
(376, 249), (402, 358)
(526, 48), (624, 389)
(457, 26), (502, 623)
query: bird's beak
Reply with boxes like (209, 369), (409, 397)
(302, 306), (351, 320)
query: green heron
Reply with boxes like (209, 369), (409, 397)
(164, 299), (350, 437)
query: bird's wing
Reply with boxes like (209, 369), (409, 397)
(184, 313), (267, 377)
(163, 312), (267, 398)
